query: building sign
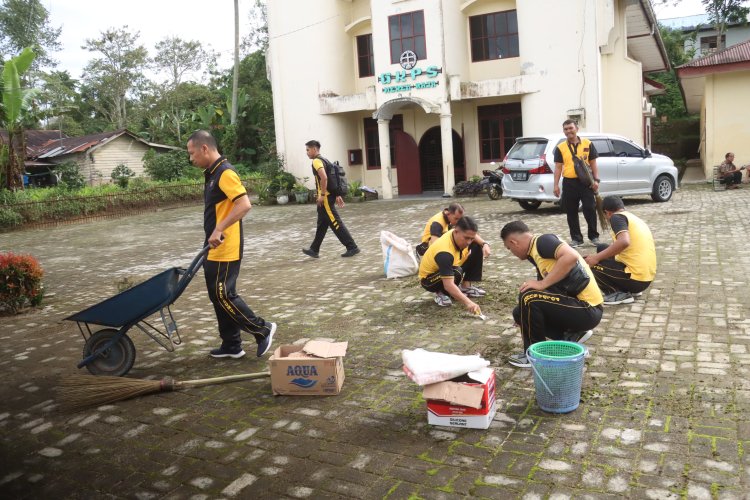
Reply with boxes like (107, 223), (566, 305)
(378, 50), (442, 94)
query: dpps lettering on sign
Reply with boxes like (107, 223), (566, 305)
(287, 365), (319, 377)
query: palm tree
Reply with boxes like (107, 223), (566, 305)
(1, 48), (37, 190)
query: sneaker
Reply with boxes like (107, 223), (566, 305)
(210, 346), (246, 359)
(569, 240), (584, 248)
(564, 329), (594, 344)
(632, 291), (643, 297)
(434, 292), (452, 307)
(256, 322), (277, 357)
(508, 353), (531, 368)
(603, 291), (635, 305)
(589, 237), (601, 245)
(341, 247), (361, 258)
(460, 285), (486, 297)
(302, 248), (319, 258)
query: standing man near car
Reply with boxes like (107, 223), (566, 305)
(187, 130), (276, 359)
(553, 120), (600, 247)
(301, 140), (360, 258)
(584, 196), (656, 305)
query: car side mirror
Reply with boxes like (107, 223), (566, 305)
(643, 149), (651, 158)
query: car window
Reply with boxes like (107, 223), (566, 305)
(611, 139), (643, 158)
(507, 140), (547, 160)
(590, 139), (613, 157)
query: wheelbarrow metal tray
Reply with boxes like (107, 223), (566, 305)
(65, 268), (182, 328)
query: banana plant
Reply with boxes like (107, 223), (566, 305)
(1, 48), (37, 190)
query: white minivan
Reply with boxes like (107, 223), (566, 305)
(501, 134), (678, 211)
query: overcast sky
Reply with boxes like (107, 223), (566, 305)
(42, 0), (707, 80)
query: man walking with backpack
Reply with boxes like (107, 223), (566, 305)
(302, 140), (360, 258)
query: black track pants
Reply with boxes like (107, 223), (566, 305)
(421, 267), (463, 294)
(512, 289), (603, 351)
(310, 194), (357, 252)
(590, 244), (652, 295)
(562, 177), (599, 242)
(204, 260), (272, 349)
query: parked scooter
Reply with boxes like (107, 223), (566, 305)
(480, 162), (504, 200)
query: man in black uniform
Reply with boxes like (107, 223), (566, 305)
(553, 120), (601, 247)
(301, 140), (360, 258)
(501, 221), (603, 367)
(187, 130), (276, 359)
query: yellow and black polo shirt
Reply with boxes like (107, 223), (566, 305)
(311, 156), (329, 197)
(418, 229), (469, 280)
(204, 156), (247, 262)
(421, 211), (451, 244)
(527, 234), (603, 306)
(553, 138), (599, 179)
(609, 211), (656, 282)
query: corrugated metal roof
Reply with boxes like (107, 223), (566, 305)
(679, 39), (750, 68)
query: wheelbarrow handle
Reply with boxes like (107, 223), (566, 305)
(174, 245), (211, 297)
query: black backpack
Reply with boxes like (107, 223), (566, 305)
(319, 156), (348, 197)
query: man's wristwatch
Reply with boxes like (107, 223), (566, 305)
(482, 242), (490, 247)
(593, 178), (600, 182)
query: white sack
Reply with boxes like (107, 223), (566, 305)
(402, 348), (490, 385)
(380, 230), (418, 278)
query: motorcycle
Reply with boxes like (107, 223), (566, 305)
(480, 163), (504, 200)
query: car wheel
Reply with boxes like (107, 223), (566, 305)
(651, 175), (674, 202)
(518, 200), (542, 211)
(487, 185), (502, 200)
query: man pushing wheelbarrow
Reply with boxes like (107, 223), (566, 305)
(66, 131), (277, 377)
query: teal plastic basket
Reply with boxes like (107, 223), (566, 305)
(527, 341), (586, 413)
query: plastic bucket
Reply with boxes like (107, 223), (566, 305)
(526, 341), (586, 413)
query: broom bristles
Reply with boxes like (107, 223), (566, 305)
(58, 375), (165, 412)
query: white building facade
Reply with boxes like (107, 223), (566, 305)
(267, 0), (668, 198)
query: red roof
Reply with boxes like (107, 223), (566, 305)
(678, 39), (750, 69)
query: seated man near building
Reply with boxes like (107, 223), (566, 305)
(418, 216), (483, 311)
(583, 196), (656, 306)
(416, 203), (491, 298)
(500, 221), (603, 368)
(718, 152), (745, 189)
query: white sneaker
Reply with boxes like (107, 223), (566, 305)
(508, 353), (531, 368)
(603, 292), (635, 305)
(434, 292), (452, 307)
(460, 285), (486, 297)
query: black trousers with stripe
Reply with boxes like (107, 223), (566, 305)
(420, 267), (463, 294)
(512, 289), (603, 351)
(562, 177), (599, 242)
(310, 194), (357, 252)
(204, 259), (272, 349)
(590, 243), (651, 295)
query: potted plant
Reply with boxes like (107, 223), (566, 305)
(276, 189), (290, 205)
(346, 180), (364, 202)
(293, 178), (310, 203)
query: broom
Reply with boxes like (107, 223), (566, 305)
(579, 159), (609, 232)
(58, 371), (271, 412)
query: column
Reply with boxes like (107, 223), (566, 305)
(440, 113), (455, 197)
(377, 118), (393, 199)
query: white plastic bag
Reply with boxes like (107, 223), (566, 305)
(380, 230), (418, 278)
(402, 348), (491, 385)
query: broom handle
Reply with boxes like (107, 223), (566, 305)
(579, 159), (610, 231)
(176, 371), (271, 389)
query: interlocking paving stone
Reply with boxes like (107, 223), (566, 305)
(2, 185), (750, 497)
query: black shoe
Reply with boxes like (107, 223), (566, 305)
(256, 322), (277, 357)
(302, 248), (319, 258)
(210, 346), (246, 359)
(341, 247), (360, 258)
(563, 329), (594, 344)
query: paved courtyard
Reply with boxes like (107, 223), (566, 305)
(1, 185), (750, 499)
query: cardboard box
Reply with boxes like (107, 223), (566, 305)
(269, 341), (348, 396)
(424, 367), (496, 429)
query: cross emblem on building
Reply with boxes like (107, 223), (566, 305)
(399, 50), (417, 70)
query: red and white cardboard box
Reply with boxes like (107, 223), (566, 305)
(424, 367), (496, 429)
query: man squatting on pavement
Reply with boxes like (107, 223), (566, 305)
(187, 130), (276, 359)
(302, 140), (360, 259)
(584, 195), (656, 306)
(500, 221), (604, 368)
(418, 217), (484, 313)
(416, 203), (491, 305)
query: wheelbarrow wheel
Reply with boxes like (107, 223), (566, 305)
(82, 328), (136, 377)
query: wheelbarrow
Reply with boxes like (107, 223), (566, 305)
(64, 246), (209, 377)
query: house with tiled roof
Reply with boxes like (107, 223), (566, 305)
(676, 39), (750, 177)
(1, 129), (180, 186)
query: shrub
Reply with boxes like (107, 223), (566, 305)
(453, 180), (483, 197)
(143, 150), (193, 181)
(0, 207), (23, 228)
(111, 163), (136, 188)
(55, 161), (86, 189)
(0, 252), (44, 314)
